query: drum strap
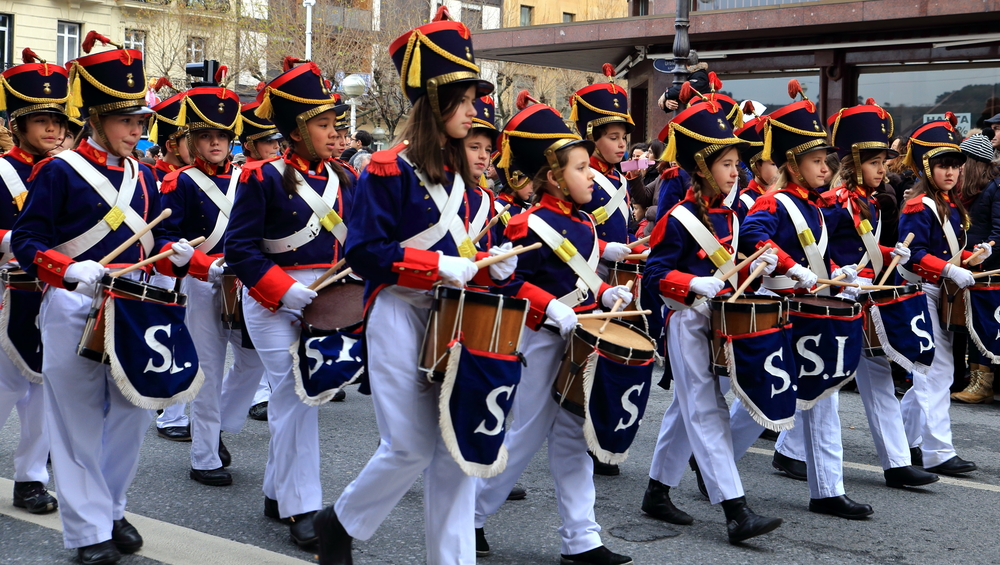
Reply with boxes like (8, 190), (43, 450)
(52, 152), (152, 259)
(526, 214), (602, 306)
(739, 192), (756, 211)
(183, 166), (240, 253)
(0, 158), (27, 211)
(493, 199), (512, 227)
(771, 192), (829, 292)
(399, 153), (476, 258)
(844, 192), (884, 275)
(260, 160), (344, 253)
(669, 205), (738, 288)
(589, 169), (629, 226)
(467, 189), (491, 246)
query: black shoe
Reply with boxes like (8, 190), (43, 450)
(910, 446), (923, 467)
(289, 511), (318, 549)
(759, 428), (780, 442)
(315, 506), (353, 565)
(157, 425), (191, 441)
(884, 465), (939, 488)
(689, 456), (708, 499)
(476, 527), (490, 556)
(111, 518), (143, 553)
(722, 497), (782, 544)
(772, 451), (807, 481)
(331, 389), (347, 402)
(808, 495), (874, 520)
(249, 402), (268, 421)
(219, 436), (231, 468)
(589, 451), (620, 476)
(507, 485), (526, 500)
(78, 541), (120, 565)
(560, 545), (632, 565)
(12, 481), (58, 514)
(641, 478), (693, 525)
(190, 467), (233, 486)
(264, 496), (291, 524)
(925, 455), (977, 476)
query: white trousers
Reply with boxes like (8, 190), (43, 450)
(251, 375), (271, 405)
(220, 365), (268, 434)
(335, 289), (477, 564)
(901, 285), (957, 468)
(855, 355), (912, 469)
(40, 285), (154, 548)
(0, 339), (50, 484)
(152, 275), (189, 430)
(243, 269), (322, 518)
(183, 277), (264, 470)
(475, 326), (602, 556)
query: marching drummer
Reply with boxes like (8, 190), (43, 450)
(313, 8), (517, 564)
(224, 57), (355, 550)
(12, 34), (192, 564)
(466, 94), (499, 251)
(821, 99), (938, 488)
(642, 95), (783, 544)
(159, 73), (266, 487)
(731, 112), (776, 222)
(0, 48), (65, 517)
(897, 114), (988, 477)
(473, 100), (634, 565)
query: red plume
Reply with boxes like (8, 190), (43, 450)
(945, 111), (958, 127)
(82, 30), (111, 54)
(516, 90), (538, 110)
(152, 77), (174, 91)
(215, 65), (228, 84)
(708, 71), (722, 92)
(678, 81), (696, 104)
(787, 79), (804, 100)
(282, 56), (303, 72)
(255, 81), (266, 93)
(602, 63), (615, 78)
(865, 97), (877, 106)
(742, 100), (756, 116)
(21, 48), (42, 64)
(433, 5), (452, 21)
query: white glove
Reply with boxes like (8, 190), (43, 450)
(832, 264), (859, 284)
(786, 264), (818, 289)
(437, 253), (479, 287)
(839, 284), (860, 301)
(750, 252), (777, 276)
(487, 242), (517, 280)
(970, 242), (993, 266)
(689, 276), (725, 298)
(281, 282), (317, 310)
(601, 242), (631, 263)
(208, 262), (225, 284)
(889, 242), (911, 264)
(0, 231), (10, 254)
(943, 263), (975, 289)
(545, 299), (578, 338)
(169, 238), (195, 267)
(601, 284), (634, 309)
(64, 260), (106, 286)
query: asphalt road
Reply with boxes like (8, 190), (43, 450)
(2, 362), (999, 565)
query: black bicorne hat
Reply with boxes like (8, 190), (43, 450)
(0, 48), (68, 124)
(761, 80), (835, 168)
(499, 102), (593, 180)
(659, 99), (746, 175)
(570, 63), (634, 139)
(239, 101), (280, 145)
(904, 113), (965, 181)
(256, 58), (346, 157)
(68, 31), (154, 118)
(182, 82), (242, 137)
(828, 98), (897, 185)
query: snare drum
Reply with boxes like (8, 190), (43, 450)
(608, 262), (643, 311)
(709, 295), (786, 376)
(419, 287), (529, 381)
(861, 284), (920, 356)
(301, 279), (366, 334)
(78, 275), (187, 363)
(0, 269), (44, 292)
(220, 267), (243, 329)
(940, 279), (967, 333)
(553, 318), (657, 417)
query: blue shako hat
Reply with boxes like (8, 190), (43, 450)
(570, 63), (634, 140)
(761, 79), (835, 169)
(828, 98), (897, 185)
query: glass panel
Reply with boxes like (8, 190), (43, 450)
(0, 15), (9, 69)
(519, 5), (532, 26)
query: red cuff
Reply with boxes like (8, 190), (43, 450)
(153, 242), (187, 278)
(879, 244), (894, 272)
(759, 240), (795, 273)
(248, 265), (296, 312)
(33, 249), (73, 289)
(187, 249), (217, 282)
(629, 244), (648, 256)
(598, 282), (612, 303)
(598, 239), (608, 257)
(659, 271), (696, 303)
(471, 251), (494, 286)
(515, 282), (557, 331)
(961, 249), (974, 263)
(393, 247), (439, 290)
(913, 254), (949, 282)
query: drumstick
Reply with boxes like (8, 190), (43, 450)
(811, 254), (873, 294)
(814, 278), (860, 288)
(214, 256), (226, 266)
(472, 204), (511, 244)
(473, 242), (542, 269)
(307, 258), (347, 291)
(623, 253), (647, 262)
(972, 267), (1000, 279)
(727, 251), (772, 303)
(599, 279), (634, 334)
(962, 241), (995, 266)
(99, 208), (172, 266)
(691, 244), (774, 302)
(576, 309), (652, 320)
(314, 267), (354, 292)
(857, 284), (903, 290)
(109, 236), (206, 278)
(878, 232), (915, 286)
(627, 235), (651, 249)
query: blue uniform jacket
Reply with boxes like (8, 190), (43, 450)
(490, 192), (528, 245)
(582, 157), (633, 245)
(819, 186), (894, 279)
(0, 147), (38, 235)
(655, 167), (690, 222)
(733, 179), (767, 223)
(898, 195), (971, 282)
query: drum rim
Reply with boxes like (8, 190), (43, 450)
(435, 286), (530, 310)
(610, 261), (643, 274)
(864, 284), (919, 302)
(100, 274), (185, 305)
(788, 295), (860, 316)
(709, 295), (785, 313)
(573, 318), (656, 359)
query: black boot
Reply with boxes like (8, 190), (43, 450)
(884, 465), (939, 488)
(560, 545), (632, 565)
(12, 481), (57, 514)
(315, 506), (353, 565)
(77, 541), (121, 565)
(219, 434), (231, 468)
(289, 511), (318, 549)
(689, 456), (708, 499)
(771, 451), (807, 481)
(641, 478), (693, 525)
(111, 518), (143, 554)
(808, 495), (873, 520)
(589, 451), (620, 476)
(721, 496), (782, 544)
(476, 527), (490, 556)
(925, 455), (977, 476)
(909, 446), (923, 467)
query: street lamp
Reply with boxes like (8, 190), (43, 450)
(342, 74), (367, 136)
(671, 0), (691, 94)
(372, 127), (387, 150)
(303, 0), (316, 60)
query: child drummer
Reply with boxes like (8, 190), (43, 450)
(465, 94), (499, 251)
(12, 35), (191, 564)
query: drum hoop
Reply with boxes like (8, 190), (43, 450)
(434, 285), (529, 311)
(573, 319), (656, 360)
(0, 270), (44, 291)
(788, 296), (860, 317)
(709, 296), (785, 313)
(610, 262), (643, 274)
(863, 284), (918, 302)
(100, 274), (186, 306)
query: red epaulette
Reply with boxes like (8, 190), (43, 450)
(748, 192), (778, 214)
(335, 158), (359, 180)
(160, 165), (192, 194)
(504, 210), (531, 241)
(902, 195), (925, 214)
(818, 188), (840, 207)
(26, 156), (55, 182)
(660, 166), (680, 180)
(367, 142), (407, 177)
(239, 156), (279, 183)
(649, 215), (670, 248)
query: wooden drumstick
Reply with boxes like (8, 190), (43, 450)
(473, 242), (542, 269)
(577, 309), (652, 320)
(963, 240), (995, 266)
(110, 236), (206, 278)
(727, 251), (773, 303)
(623, 253), (647, 262)
(99, 208), (172, 266)
(473, 204), (511, 244)
(599, 279), (635, 334)
(814, 278), (860, 288)
(812, 254), (872, 294)
(877, 232), (915, 286)
(307, 258), (347, 291)
(858, 284), (902, 290)
(972, 267), (1000, 279)
(314, 267), (354, 292)
(693, 244), (772, 301)
(627, 235), (651, 249)
(214, 256), (226, 266)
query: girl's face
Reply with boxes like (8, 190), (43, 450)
(796, 149), (830, 190)
(330, 128), (349, 158)
(631, 148), (645, 160)
(98, 114), (146, 157)
(293, 108), (339, 160)
(463, 132), (493, 180)
(860, 151), (887, 189)
(20, 113), (66, 154)
(931, 163), (961, 192)
(549, 146), (595, 205)
(443, 85), (478, 140)
(251, 139), (280, 160)
(755, 159), (778, 186)
(512, 177), (533, 202)
(632, 202), (645, 222)
(192, 129), (231, 165)
(593, 124), (627, 165)
(704, 147), (741, 195)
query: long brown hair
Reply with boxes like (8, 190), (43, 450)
(912, 154), (969, 229)
(280, 157), (351, 196)
(689, 173), (717, 236)
(959, 158), (1000, 203)
(837, 149), (888, 223)
(396, 82), (475, 188)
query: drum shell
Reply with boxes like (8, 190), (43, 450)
(0, 270), (44, 292)
(861, 284), (919, 357)
(940, 279), (967, 333)
(608, 262), (643, 311)
(220, 269), (243, 329)
(709, 296), (786, 376)
(301, 280), (366, 335)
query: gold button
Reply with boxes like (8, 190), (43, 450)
(47, 263), (52, 268)
(56, 268), (61, 272)
(288, 195), (293, 199)
(562, 230), (567, 235)
(424, 194), (429, 200)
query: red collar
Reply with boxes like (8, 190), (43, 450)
(284, 150), (325, 176)
(590, 156), (614, 176)
(77, 141), (112, 167)
(194, 157), (231, 176)
(747, 179), (766, 196)
(537, 192), (576, 217)
(498, 192), (516, 205)
(779, 182), (820, 202)
(154, 159), (177, 174)
(6, 146), (36, 166)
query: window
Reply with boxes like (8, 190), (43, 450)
(632, 0), (649, 16)
(187, 37), (206, 64)
(562, 12), (575, 22)
(123, 29), (145, 55)
(56, 22), (80, 66)
(462, 6), (483, 30)
(0, 15), (11, 71)
(519, 5), (533, 26)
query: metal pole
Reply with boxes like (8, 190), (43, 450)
(672, 0), (691, 91)
(350, 99), (357, 136)
(304, 0), (316, 60)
